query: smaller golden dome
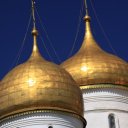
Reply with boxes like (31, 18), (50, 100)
(0, 28), (84, 120)
(61, 15), (128, 89)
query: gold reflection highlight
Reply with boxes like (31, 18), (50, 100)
(81, 66), (88, 72)
(27, 78), (36, 87)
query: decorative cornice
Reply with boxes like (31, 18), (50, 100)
(0, 109), (86, 128)
(80, 84), (128, 90)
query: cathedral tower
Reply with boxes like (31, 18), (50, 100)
(0, 1), (86, 128)
(61, 1), (128, 128)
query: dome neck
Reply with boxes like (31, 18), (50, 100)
(84, 15), (93, 38)
(29, 28), (42, 59)
(78, 15), (95, 52)
(78, 13), (103, 53)
(76, 0), (103, 52)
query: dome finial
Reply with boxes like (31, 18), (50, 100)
(31, 0), (38, 38)
(30, 0), (42, 59)
(83, 0), (91, 36)
(84, 0), (88, 16)
(32, 0), (36, 30)
(31, 0), (38, 35)
(78, 0), (93, 51)
(84, 0), (91, 21)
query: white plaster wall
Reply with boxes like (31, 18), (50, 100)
(82, 86), (128, 128)
(84, 110), (128, 128)
(0, 112), (84, 128)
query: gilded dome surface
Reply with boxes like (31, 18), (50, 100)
(61, 16), (128, 88)
(0, 29), (83, 119)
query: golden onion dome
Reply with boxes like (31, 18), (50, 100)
(0, 28), (84, 120)
(61, 15), (128, 89)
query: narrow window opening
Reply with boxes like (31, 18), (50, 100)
(108, 114), (116, 128)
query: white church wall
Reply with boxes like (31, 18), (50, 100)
(82, 86), (128, 128)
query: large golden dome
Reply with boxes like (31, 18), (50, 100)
(0, 29), (84, 120)
(61, 15), (128, 89)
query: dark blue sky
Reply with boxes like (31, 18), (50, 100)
(0, 0), (128, 79)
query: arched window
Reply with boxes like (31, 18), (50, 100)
(108, 114), (116, 128)
(48, 126), (53, 128)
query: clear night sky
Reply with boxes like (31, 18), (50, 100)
(0, 0), (128, 79)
